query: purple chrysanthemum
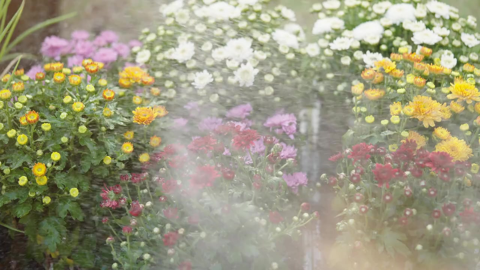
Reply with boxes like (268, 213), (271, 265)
(264, 113), (297, 139)
(41, 36), (69, 59)
(282, 172), (308, 193)
(71, 30), (90, 40)
(226, 103), (252, 119)
(67, 55), (84, 67)
(129, 40), (143, 48)
(100, 30), (119, 43)
(198, 117), (223, 131)
(93, 48), (118, 65)
(74, 40), (95, 57)
(279, 143), (297, 159)
(112, 43), (130, 58)
(173, 118), (188, 129)
(26, 65), (44, 79)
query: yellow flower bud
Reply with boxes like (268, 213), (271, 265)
(471, 164), (479, 174)
(401, 131), (409, 137)
(139, 153), (150, 163)
(7, 129), (17, 138)
(63, 96), (72, 104)
(18, 176), (28, 186)
(390, 115), (400, 124)
(41, 123), (51, 131)
(86, 84), (95, 92)
(460, 124), (469, 131)
(70, 188), (79, 198)
(51, 152), (61, 161)
(36, 176), (48, 186)
(103, 156), (112, 165)
(98, 79), (108, 86)
(43, 196), (51, 205)
(406, 74), (415, 84)
(389, 144), (398, 152)
(365, 115), (375, 123)
(17, 134), (28, 145)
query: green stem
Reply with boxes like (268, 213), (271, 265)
(0, 222), (25, 234)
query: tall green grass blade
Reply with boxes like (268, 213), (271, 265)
(0, 0), (23, 60)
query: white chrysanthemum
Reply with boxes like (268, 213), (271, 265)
(160, 0), (184, 16)
(362, 51), (383, 68)
(323, 0), (341, 10)
(461, 33), (480, 48)
(175, 9), (190, 24)
(312, 17), (344, 35)
(203, 0), (216, 4)
(238, 0), (258, 5)
(284, 23), (305, 41)
(372, 1), (392, 15)
(192, 70), (213, 89)
(136, 50), (151, 64)
(280, 7), (296, 21)
(225, 38), (253, 61)
(234, 62), (259, 87)
(172, 41), (195, 63)
(352, 21), (384, 41)
(411, 29), (442, 45)
(272, 29), (299, 49)
(384, 4), (416, 24)
(329, 37), (354, 51)
(433, 26), (450, 37)
(426, 1), (451, 19)
(344, 0), (358, 8)
(408, 21), (426, 32)
(440, 53), (457, 69)
(305, 43), (320, 57)
(211, 47), (227, 62)
(203, 2), (241, 21)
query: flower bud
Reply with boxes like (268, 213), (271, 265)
(106, 236), (115, 244)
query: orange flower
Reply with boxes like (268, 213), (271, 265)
(447, 78), (480, 104)
(413, 76), (426, 88)
(32, 163), (47, 177)
(85, 63), (99, 74)
(390, 69), (404, 79)
(150, 87), (161, 96)
(82, 59), (93, 67)
(1, 74), (10, 83)
(361, 69), (376, 80)
(390, 53), (403, 61)
(118, 78), (132, 88)
(413, 62), (426, 72)
(68, 75), (82, 86)
(154, 106), (168, 117)
(419, 47), (432, 57)
(372, 73), (384, 84)
(149, 136), (162, 147)
(72, 102), (85, 112)
(132, 107), (157, 125)
(403, 53), (424, 62)
(14, 69), (24, 76)
(19, 116), (28, 126)
(351, 83), (364, 95)
(35, 72), (45, 80)
(44, 62), (63, 72)
(132, 96), (143, 105)
(475, 102), (480, 114)
(25, 111), (39, 124)
(12, 82), (25, 92)
(119, 66), (148, 83)
(374, 59), (396, 73)
(121, 142), (134, 154)
(364, 89), (385, 101)
(102, 89), (115, 101)
(53, 72), (66, 83)
(408, 95), (446, 127)
(463, 63), (475, 73)
(124, 131), (134, 140)
(141, 76), (155, 86)
(427, 64), (444, 74)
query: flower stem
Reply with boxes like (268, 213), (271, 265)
(0, 222), (24, 234)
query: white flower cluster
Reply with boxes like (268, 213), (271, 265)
(131, 0), (318, 109)
(308, 0), (480, 99)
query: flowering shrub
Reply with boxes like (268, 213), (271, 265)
(130, 0), (320, 112)
(325, 140), (479, 269)
(308, 0), (480, 101)
(104, 113), (316, 269)
(0, 61), (167, 267)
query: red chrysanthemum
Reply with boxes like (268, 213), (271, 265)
(187, 135), (218, 153)
(163, 231), (179, 246)
(131, 173), (148, 184)
(162, 179), (178, 194)
(459, 207), (480, 224)
(269, 211), (284, 224)
(129, 201), (143, 217)
(426, 152), (453, 172)
(442, 203), (456, 216)
(214, 123), (241, 136)
(232, 129), (260, 150)
(372, 163), (397, 188)
(168, 155), (188, 169)
(178, 261), (192, 270)
(189, 165), (220, 189)
(163, 207), (179, 220)
(348, 143), (374, 164)
(328, 152), (344, 162)
(392, 141), (415, 163)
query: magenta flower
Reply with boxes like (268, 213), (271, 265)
(173, 118), (188, 129)
(112, 43), (130, 58)
(250, 138), (266, 154)
(282, 172), (308, 193)
(198, 117), (223, 131)
(129, 40), (143, 48)
(264, 113), (297, 139)
(93, 35), (108, 47)
(26, 65), (43, 79)
(67, 55), (84, 67)
(41, 36), (69, 59)
(100, 30), (119, 43)
(74, 40), (95, 57)
(226, 103), (252, 119)
(71, 30), (90, 40)
(279, 143), (297, 159)
(93, 48), (118, 65)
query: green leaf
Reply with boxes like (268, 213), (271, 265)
(0, 134), (8, 144)
(72, 250), (95, 268)
(9, 152), (32, 169)
(38, 217), (67, 252)
(379, 228), (411, 257)
(79, 156), (91, 173)
(93, 166), (109, 177)
(56, 198), (84, 221)
(0, 187), (29, 206)
(380, 130), (397, 137)
(209, 262), (222, 270)
(79, 137), (97, 153)
(13, 201), (32, 218)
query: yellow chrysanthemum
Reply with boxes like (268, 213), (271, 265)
(475, 102), (480, 114)
(403, 105), (414, 116)
(32, 163), (47, 177)
(447, 79), (480, 104)
(53, 72), (66, 83)
(427, 64), (444, 74)
(0, 89), (12, 100)
(132, 96), (143, 105)
(103, 89), (115, 101)
(51, 152), (61, 161)
(25, 110), (39, 124)
(12, 82), (25, 92)
(433, 127), (451, 140)
(17, 134), (28, 145)
(19, 116), (28, 126)
(150, 87), (161, 96)
(435, 137), (473, 162)
(390, 102), (402, 116)
(122, 142), (134, 154)
(132, 107), (157, 125)
(124, 131), (134, 140)
(374, 59), (396, 73)
(103, 108), (113, 117)
(68, 75), (82, 86)
(36, 176), (48, 186)
(401, 131), (426, 149)
(70, 188), (79, 198)
(18, 176), (28, 186)
(119, 66), (148, 83)
(154, 106), (168, 118)
(139, 153), (150, 163)
(72, 102), (85, 112)
(389, 144), (398, 152)
(364, 89), (385, 101)
(450, 101), (465, 113)
(408, 95), (446, 128)
(149, 136), (162, 147)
